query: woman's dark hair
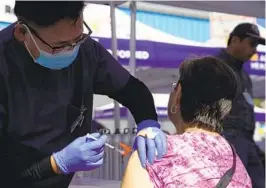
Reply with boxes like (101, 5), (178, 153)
(178, 56), (237, 132)
(14, 1), (85, 27)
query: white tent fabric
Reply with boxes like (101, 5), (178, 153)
(89, 1), (265, 18)
(144, 1), (265, 18)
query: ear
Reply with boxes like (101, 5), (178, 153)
(14, 23), (26, 42)
(175, 83), (182, 107)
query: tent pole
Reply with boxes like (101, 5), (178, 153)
(129, 1), (136, 77)
(128, 1), (137, 129)
(110, 2), (121, 131)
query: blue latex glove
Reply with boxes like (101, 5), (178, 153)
(52, 133), (107, 174)
(133, 120), (167, 168)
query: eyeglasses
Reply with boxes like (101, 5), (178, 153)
(19, 20), (92, 53)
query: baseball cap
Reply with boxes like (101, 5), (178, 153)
(230, 23), (265, 45)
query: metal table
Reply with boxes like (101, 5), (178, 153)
(69, 175), (121, 188)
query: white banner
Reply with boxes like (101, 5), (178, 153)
(209, 12), (257, 45)
(83, 3), (205, 46)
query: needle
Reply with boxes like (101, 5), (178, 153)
(86, 133), (125, 155)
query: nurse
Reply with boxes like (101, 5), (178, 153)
(0, 1), (167, 187)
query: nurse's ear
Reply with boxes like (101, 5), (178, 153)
(14, 23), (27, 42)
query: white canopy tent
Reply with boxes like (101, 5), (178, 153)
(91, 1), (265, 18)
(140, 1), (265, 18)
(87, 1), (266, 128)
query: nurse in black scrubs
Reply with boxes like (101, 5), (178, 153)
(0, 1), (167, 187)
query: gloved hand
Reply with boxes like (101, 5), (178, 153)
(133, 120), (167, 168)
(52, 133), (107, 174)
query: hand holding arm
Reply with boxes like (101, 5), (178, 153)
(134, 122), (167, 167)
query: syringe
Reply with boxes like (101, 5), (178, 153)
(86, 133), (126, 155)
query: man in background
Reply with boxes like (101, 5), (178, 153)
(216, 23), (265, 188)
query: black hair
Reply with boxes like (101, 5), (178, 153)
(178, 56), (237, 132)
(14, 1), (85, 27)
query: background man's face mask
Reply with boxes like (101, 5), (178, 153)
(23, 25), (80, 70)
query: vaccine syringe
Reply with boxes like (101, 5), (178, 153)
(86, 133), (126, 155)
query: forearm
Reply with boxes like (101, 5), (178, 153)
(20, 156), (58, 181)
(108, 76), (157, 124)
(3, 143), (60, 181)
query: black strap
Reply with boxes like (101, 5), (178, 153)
(215, 143), (237, 188)
(69, 40), (96, 136)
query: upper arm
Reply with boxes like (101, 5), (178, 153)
(121, 151), (154, 188)
(92, 40), (130, 95)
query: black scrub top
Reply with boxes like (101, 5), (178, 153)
(0, 23), (131, 187)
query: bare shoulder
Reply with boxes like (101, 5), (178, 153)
(121, 151), (154, 188)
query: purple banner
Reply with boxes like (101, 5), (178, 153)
(93, 37), (265, 76)
(244, 52), (265, 76)
(94, 107), (265, 122)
